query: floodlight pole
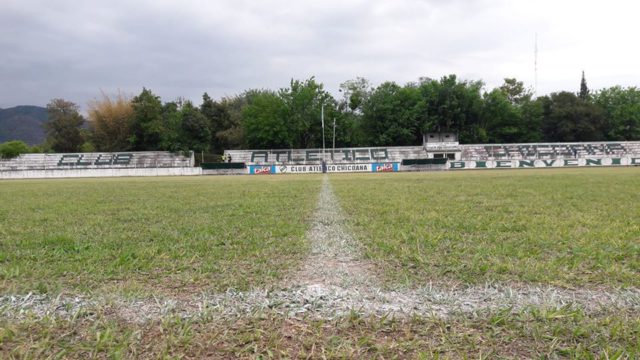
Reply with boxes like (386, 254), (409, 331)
(332, 117), (336, 158)
(321, 104), (325, 162)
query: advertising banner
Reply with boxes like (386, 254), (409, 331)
(448, 157), (640, 169)
(248, 165), (276, 174)
(248, 163), (400, 174)
(372, 162), (400, 172)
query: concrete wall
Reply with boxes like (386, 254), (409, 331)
(1, 167), (202, 179)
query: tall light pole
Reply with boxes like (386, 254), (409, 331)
(321, 104), (325, 162)
(332, 117), (336, 160)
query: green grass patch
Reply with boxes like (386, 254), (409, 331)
(0, 175), (321, 295)
(331, 168), (640, 288)
(2, 308), (639, 358)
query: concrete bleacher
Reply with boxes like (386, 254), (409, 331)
(225, 146), (429, 165)
(0, 151), (200, 179)
(0, 151), (193, 171)
(459, 142), (640, 160)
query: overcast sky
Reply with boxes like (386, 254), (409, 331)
(1, 0), (638, 109)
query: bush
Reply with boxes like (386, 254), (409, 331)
(0, 140), (31, 159)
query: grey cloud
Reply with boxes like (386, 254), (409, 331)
(1, 0), (639, 109)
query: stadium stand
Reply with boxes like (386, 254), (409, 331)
(0, 151), (193, 170)
(226, 140), (640, 174)
(224, 146), (428, 165)
(0, 151), (200, 179)
(459, 142), (639, 160)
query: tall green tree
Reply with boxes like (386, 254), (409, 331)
(417, 75), (484, 143)
(242, 90), (289, 148)
(45, 98), (85, 152)
(542, 91), (604, 141)
(487, 78), (541, 143)
(594, 86), (640, 140)
(158, 101), (182, 151)
(339, 77), (371, 113)
(180, 101), (211, 152)
(499, 78), (533, 105)
(579, 71), (590, 101)
(481, 89), (522, 143)
(277, 77), (337, 148)
(519, 98), (545, 142)
(361, 82), (422, 146)
(130, 88), (164, 150)
(200, 92), (249, 152)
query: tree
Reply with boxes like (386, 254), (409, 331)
(158, 101), (182, 151)
(519, 98), (545, 142)
(0, 140), (31, 158)
(499, 78), (533, 105)
(579, 71), (589, 101)
(542, 91), (604, 141)
(594, 86), (640, 140)
(417, 75), (484, 143)
(180, 101), (211, 152)
(481, 89), (522, 143)
(45, 98), (85, 152)
(361, 82), (422, 146)
(279, 77), (336, 148)
(339, 77), (371, 113)
(242, 90), (290, 148)
(87, 91), (134, 151)
(200, 92), (246, 152)
(130, 88), (164, 150)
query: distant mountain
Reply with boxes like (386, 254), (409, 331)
(0, 106), (48, 145)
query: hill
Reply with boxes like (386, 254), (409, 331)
(0, 106), (48, 145)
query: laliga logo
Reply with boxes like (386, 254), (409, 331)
(376, 163), (393, 172)
(255, 166), (272, 174)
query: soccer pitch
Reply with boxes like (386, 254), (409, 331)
(1, 168), (639, 358)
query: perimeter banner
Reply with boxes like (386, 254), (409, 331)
(248, 163), (399, 174)
(448, 157), (640, 169)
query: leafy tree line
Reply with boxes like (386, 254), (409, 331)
(2, 73), (640, 158)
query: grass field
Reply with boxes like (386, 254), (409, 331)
(332, 168), (640, 288)
(1, 168), (640, 358)
(0, 175), (321, 295)
(3, 307), (639, 358)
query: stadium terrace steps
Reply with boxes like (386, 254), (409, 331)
(459, 142), (640, 160)
(0, 151), (193, 171)
(224, 146), (428, 165)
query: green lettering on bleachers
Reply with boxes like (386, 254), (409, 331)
(57, 154), (80, 166)
(251, 151), (268, 162)
(353, 149), (370, 161)
(76, 154), (92, 166)
(94, 154), (113, 165)
(585, 158), (602, 166)
(518, 160), (535, 167)
(113, 154), (133, 165)
(306, 150), (320, 161)
(272, 150), (291, 162)
(612, 158), (621, 165)
(370, 149), (388, 160)
(607, 143), (625, 153)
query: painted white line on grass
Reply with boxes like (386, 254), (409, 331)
(1, 175), (639, 322)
